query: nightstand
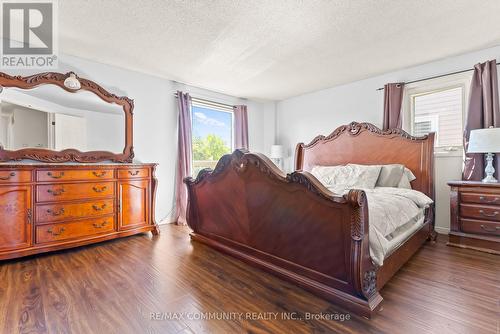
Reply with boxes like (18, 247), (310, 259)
(448, 181), (500, 254)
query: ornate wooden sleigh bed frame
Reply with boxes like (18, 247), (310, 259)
(184, 122), (435, 318)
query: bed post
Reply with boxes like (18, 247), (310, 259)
(346, 189), (383, 317)
(294, 143), (305, 170)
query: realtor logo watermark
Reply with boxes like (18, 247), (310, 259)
(1, 0), (58, 69)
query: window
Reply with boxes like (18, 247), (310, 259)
(404, 73), (471, 153)
(411, 86), (463, 148)
(191, 100), (233, 176)
(413, 115), (438, 137)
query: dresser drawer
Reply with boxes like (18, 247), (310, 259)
(37, 169), (113, 182)
(461, 218), (500, 237)
(36, 216), (115, 244)
(459, 203), (500, 222)
(37, 182), (114, 202)
(0, 170), (31, 183)
(118, 168), (149, 179)
(36, 199), (115, 223)
(460, 192), (500, 205)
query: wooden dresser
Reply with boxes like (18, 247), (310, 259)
(448, 181), (500, 254)
(0, 163), (159, 261)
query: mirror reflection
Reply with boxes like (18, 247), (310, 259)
(0, 85), (125, 153)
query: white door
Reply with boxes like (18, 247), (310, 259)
(0, 115), (9, 148)
(54, 113), (87, 151)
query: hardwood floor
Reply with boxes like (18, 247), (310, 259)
(0, 225), (498, 334)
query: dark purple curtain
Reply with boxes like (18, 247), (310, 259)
(174, 91), (192, 225)
(383, 83), (405, 130)
(463, 60), (500, 181)
(233, 105), (249, 149)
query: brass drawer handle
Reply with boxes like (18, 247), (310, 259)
(47, 188), (65, 196)
(0, 172), (16, 180)
(479, 196), (500, 204)
(92, 171), (107, 178)
(92, 186), (107, 193)
(128, 170), (140, 176)
(480, 225), (500, 233)
(92, 221), (108, 229)
(47, 172), (65, 179)
(92, 204), (107, 211)
(47, 227), (65, 236)
(479, 209), (499, 217)
(47, 208), (65, 216)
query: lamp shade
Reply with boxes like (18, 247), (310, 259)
(270, 145), (285, 159)
(467, 127), (500, 153)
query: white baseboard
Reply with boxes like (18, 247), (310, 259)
(435, 226), (450, 234)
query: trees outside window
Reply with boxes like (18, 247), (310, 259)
(191, 105), (233, 176)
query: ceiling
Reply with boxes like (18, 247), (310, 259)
(2, 86), (123, 115)
(59, 0), (500, 100)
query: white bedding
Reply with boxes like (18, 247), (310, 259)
(361, 187), (432, 266)
(324, 186), (432, 266)
(311, 164), (433, 266)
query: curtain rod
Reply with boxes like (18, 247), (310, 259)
(375, 62), (500, 91)
(174, 92), (234, 109)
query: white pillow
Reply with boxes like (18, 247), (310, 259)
(311, 164), (382, 191)
(397, 168), (416, 189)
(375, 164), (405, 187)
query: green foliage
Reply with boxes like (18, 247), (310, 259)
(192, 134), (230, 161)
(192, 134), (230, 176)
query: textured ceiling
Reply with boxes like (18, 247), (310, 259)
(3, 86), (123, 115)
(59, 0), (500, 100)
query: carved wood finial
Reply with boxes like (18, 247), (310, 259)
(346, 189), (367, 241)
(362, 270), (377, 298)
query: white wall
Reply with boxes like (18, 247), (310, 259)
(2, 54), (276, 223)
(3, 105), (49, 149)
(5, 90), (127, 153)
(276, 45), (500, 233)
(84, 111), (124, 153)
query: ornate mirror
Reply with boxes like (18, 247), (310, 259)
(0, 72), (133, 163)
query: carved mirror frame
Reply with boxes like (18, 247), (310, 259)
(0, 71), (134, 163)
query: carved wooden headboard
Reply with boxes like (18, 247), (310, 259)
(294, 122), (435, 200)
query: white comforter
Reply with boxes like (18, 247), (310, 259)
(325, 186), (433, 266)
(363, 187), (432, 266)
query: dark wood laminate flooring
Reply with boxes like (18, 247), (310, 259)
(0, 225), (499, 334)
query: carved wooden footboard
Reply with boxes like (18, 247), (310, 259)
(184, 122), (435, 318)
(185, 150), (381, 317)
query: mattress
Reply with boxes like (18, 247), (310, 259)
(324, 186), (433, 266)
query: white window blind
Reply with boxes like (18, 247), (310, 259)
(414, 121), (432, 136)
(412, 86), (463, 148)
(414, 115), (438, 137)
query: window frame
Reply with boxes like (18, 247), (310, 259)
(190, 98), (235, 176)
(402, 71), (472, 156)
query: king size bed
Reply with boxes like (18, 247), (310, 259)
(184, 122), (435, 318)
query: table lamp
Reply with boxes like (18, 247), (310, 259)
(467, 127), (500, 182)
(270, 145), (285, 169)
